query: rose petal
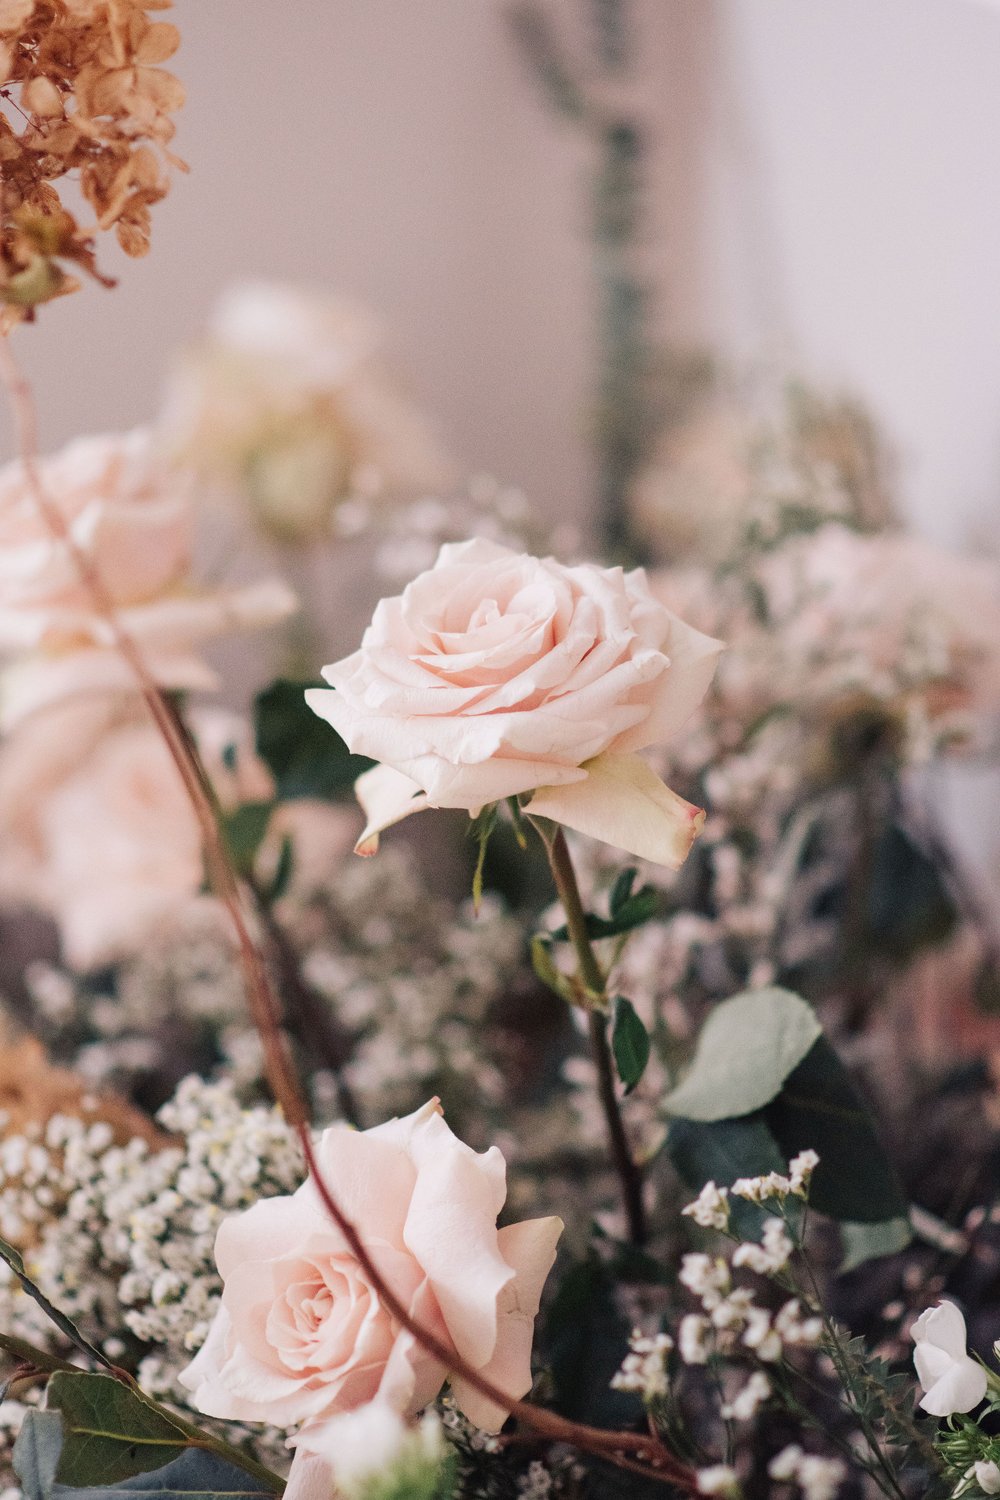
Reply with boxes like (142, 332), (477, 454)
(449, 1215), (562, 1433)
(339, 760), (430, 855)
(525, 751), (705, 867)
(399, 1107), (512, 1369)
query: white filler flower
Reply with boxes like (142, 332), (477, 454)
(911, 1301), (987, 1417)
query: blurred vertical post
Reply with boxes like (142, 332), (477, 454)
(508, 0), (655, 562)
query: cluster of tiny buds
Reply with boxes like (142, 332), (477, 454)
(681, 1151), (820, 1235)
(677, 1252), (823, 1367)
(610, 1327), (674, 1401)
(768, 1444), (846, 1500)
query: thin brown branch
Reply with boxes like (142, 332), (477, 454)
(0, 335), (694, 1491)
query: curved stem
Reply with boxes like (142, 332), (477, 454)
(539, 824), (648, 1245)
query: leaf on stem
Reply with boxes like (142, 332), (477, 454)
(663, 987), (821, 1121)
(610, 995), (649, 1093)
(45, 1373), (189, 1486)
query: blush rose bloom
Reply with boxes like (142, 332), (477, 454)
(179, 1099), (562, 1434)
(0, 429), (296, 728)
(0, 703), (273, 970)
(306, 540), (723, 867)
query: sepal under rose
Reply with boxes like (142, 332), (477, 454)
(306, 539), (722, 866)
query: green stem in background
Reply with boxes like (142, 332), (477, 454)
(507, 0), (654, 564)
(535, 822), (648, 1245)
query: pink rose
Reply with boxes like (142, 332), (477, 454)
(179, 1099), (562, 1434)
(0, 429), (296, 728)
(0, 704), (273, 970)
(306, 540), (722, 866)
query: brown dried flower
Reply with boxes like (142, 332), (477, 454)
(0, 0), (184, 320)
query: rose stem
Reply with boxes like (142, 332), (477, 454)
(0, 338), (692, 1487)
(540, 825), (648, 1246)
(245, 871), (362, 1128)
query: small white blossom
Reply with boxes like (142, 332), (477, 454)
(731, 1172), (792, 1204)
(788, 1150), (819, 1197)
(611, 1327), (674, 1401)
(732, 1219), (794, 1276)
(769, 1445), (845, 1500)
(679, 1313), (712, 1365)
(696, 1464), (740, 1496)
(912, 1301), (988, 1417)
(720, 1370), (771, 1421)
(679, 1254), (731, 1309)
(682, 1181), (730, 1231)
(973, 1461), (1000, 1496)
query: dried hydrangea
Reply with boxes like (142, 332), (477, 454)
(0, 0), (184, 317)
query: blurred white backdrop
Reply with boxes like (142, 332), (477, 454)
(6, 0), (1000, 546)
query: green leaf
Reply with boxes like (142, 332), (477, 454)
(667, 1114), (794, 1240)
(611, 996), (650, 1093)
(609, 868), (638, 917)
(663, 988), (822, 1122)
(468, 803), (499, 914)
(220, 803), (273, 878)
(763, 1038), (908, 1223)
(261, 833), (294, 904)
(46, 1374), (188, 1487)
(550, 879), (658, 942)
(0, 1240), (110, 1371)
(254, 680), (373, 801)
(13, 1409), (64, 1500)
(839, 1216), (912, 1273)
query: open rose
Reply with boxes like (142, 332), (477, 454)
(0, 429), (295, 727)
(306, 540), (722, 866)
(179, 1099), (562, 1433)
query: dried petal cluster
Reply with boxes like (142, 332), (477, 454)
(0, 0), (184, 317)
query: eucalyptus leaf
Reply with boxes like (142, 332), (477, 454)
(663, 988), (822, 1122)
(13, 1408), (64, 1500)
(611, 996), (650, 1093)
(763, 1039), (907, 1223)
(667, 1114), (794, 1240)
(839, 1216), (912, 1273)
(46, 1373), (188, 1487)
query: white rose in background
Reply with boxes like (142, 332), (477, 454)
(0, 429), (296, 729)
(911, 1301), (988, 1417)
(180, 1098), (561, 1433)
(306, 539), (723, 867)
(0, 703), (273, 970)
(162, 281), (454, 544)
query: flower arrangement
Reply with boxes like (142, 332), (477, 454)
(0, 8), (998, 1500)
